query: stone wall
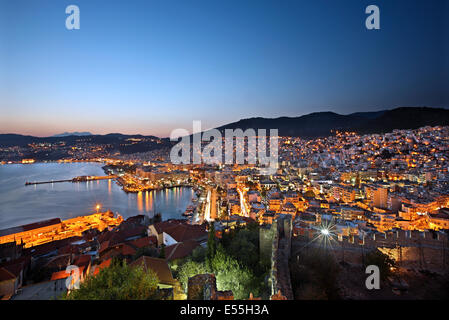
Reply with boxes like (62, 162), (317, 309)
(187, 273), (235, 300)
(293, 229), (449, 274)
(259, 222), (277, 264)
(265, 215), (294, 300)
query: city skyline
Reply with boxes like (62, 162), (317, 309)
(1, 0), (448, 137)
(1, 0), (449, 305)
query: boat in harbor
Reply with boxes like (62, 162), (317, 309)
(182, 205), (195, 217)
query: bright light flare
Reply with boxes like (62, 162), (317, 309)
(321, 228), (330, 236)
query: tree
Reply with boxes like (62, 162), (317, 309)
(211, 245), (260, 300)
(218, 224), (269, 297)
(365, 249), (395, 280)
(177, 260), (207, 291)
(226, 228), (259, 268)
(171, 225), (269, 299)
(190, 246), (207, 262)
(206, 222), (216, 270)
(64, 259), (159, 300)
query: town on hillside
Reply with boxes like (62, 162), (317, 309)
(1, 125), (448, 300)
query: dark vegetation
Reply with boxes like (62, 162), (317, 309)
(64, 258), (160, 300)
(174, 223), (270, 300)
(364, 249), (396, 280)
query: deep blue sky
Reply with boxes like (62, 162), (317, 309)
(0, 0), (447, 137)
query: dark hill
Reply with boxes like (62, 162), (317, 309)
(215, 107), (449, 138)
(1, 107), (448, 149)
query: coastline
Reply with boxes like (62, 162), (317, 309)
(0, 159), (108, 165)
(0, 162), (195, 230)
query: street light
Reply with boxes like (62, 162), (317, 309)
(321, 228), (330, 236)
(96, 204), (101, 213)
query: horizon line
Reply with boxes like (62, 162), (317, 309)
(1, 105), (448, 139)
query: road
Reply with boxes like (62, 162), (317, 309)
(203, 188), (217, 222)
(237, 186), (250, 217)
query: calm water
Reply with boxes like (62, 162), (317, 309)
(0, 163), (194, 229)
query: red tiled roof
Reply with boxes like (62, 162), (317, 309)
(165, 240), (200, 261)
(130, 256), (175, 285)
(127, 236), (157, 249)
(24, 236), (82, 257)
(98, 226), (147, 250)
(118, 225), (147, 240)
(153, 219), (187, 234)
(98, 240), (110, 254)
(92, 258), (112, 276)
(50, 269), (71, 281)
(100, 243), (136, 260)
(163, 224), (207, 243)
(121, 244), (137, 256)
(50, 265), (86, 281)
(97, 229), (115, 244)
(43, 254), (71, 269)
(73, 254), (91, 268)
(0, 267), (16, 282)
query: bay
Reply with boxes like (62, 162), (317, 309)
(0, 162), (193, 229)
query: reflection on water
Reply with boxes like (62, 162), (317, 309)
(137, 192), (143, 212)
(0, 163), (193, 229)
(145, 191), (150, 212)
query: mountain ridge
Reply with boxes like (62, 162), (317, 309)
(213, 107), (449, 138)
(1, 107), (448, 148)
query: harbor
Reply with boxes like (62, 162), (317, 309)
(25, 175), (117, 186)
(0, 163), (195, 230)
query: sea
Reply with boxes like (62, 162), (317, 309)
(0, 162), (193, 230)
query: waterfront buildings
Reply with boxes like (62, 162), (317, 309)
(1, 125), (448, 300)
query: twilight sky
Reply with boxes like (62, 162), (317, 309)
(0, 0), (447, 137)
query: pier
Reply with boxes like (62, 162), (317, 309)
(25, 175), (117, 186)
(0, 211), (123, 248)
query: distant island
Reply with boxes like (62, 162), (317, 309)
(51, 132), (93, 137)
